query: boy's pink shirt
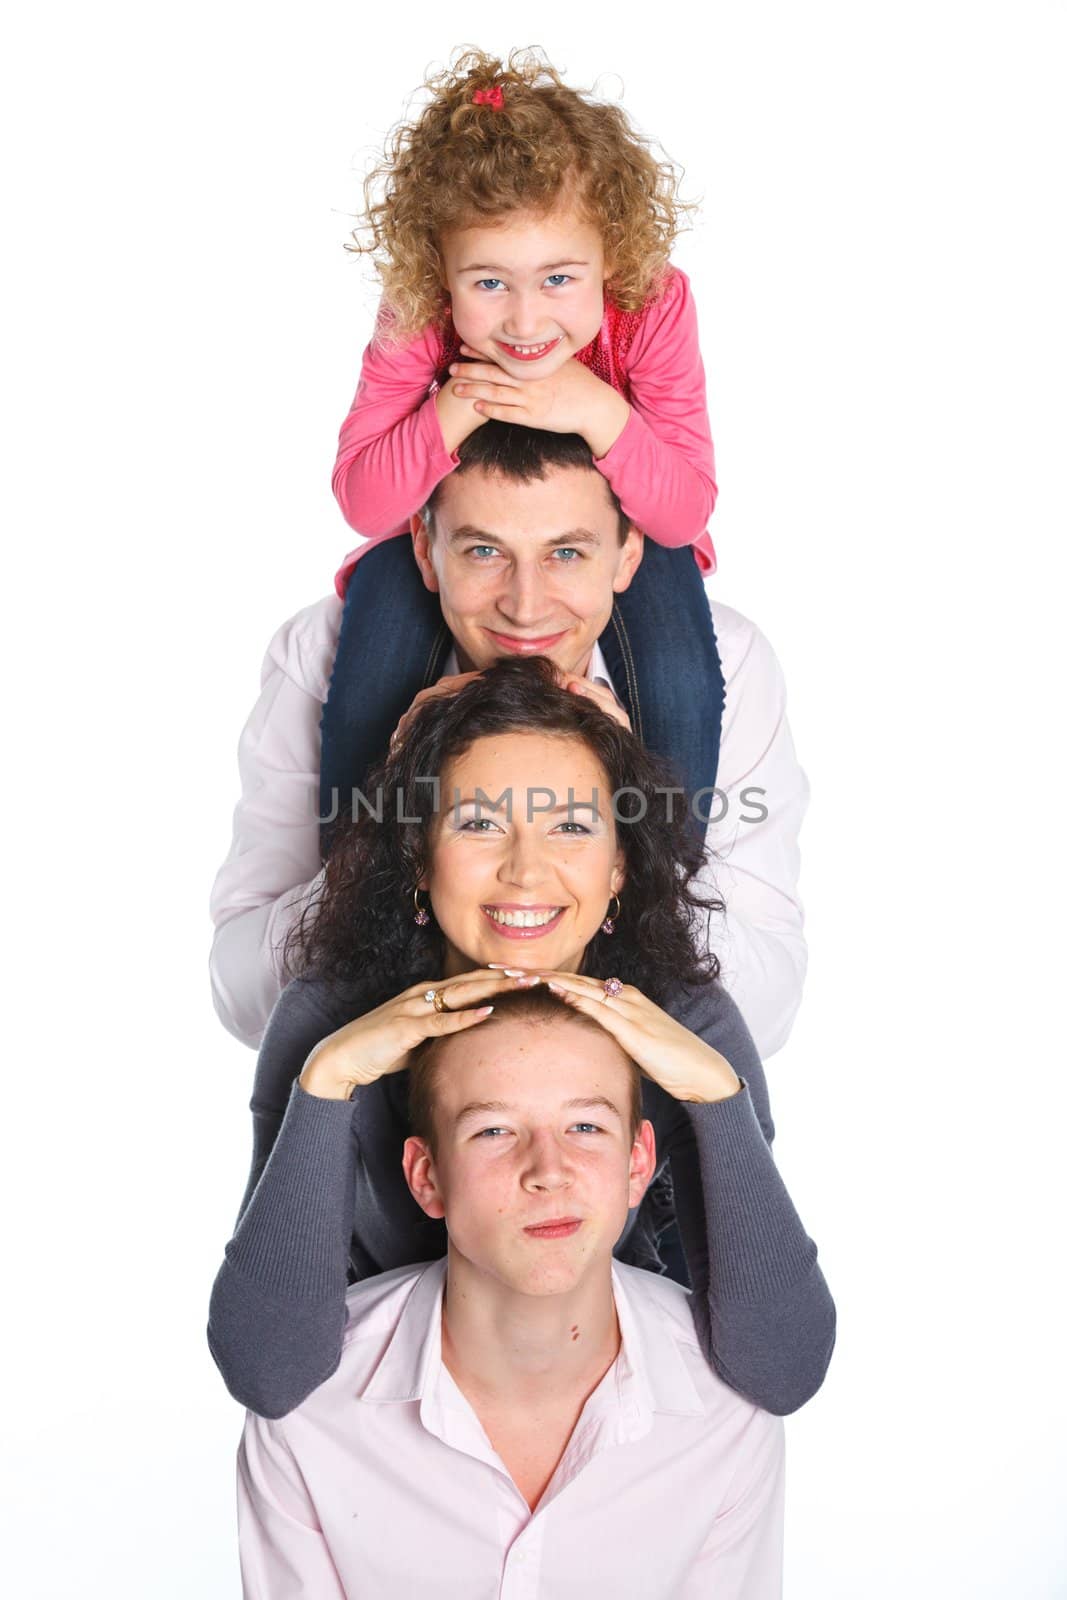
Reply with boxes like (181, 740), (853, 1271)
(331, 266), (717, 596)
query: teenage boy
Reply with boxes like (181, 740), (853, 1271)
(238, 986), (784, 1598)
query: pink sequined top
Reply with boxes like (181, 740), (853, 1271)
(331, 265), (717, 596)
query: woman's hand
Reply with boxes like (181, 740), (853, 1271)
(449, 348), (631, 459)
(541, 974), (742, 1105)
(299, 971), (538, 1101)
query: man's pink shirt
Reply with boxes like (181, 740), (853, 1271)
(238, 1259), (784, 1599)
(331, 267), (718, 594)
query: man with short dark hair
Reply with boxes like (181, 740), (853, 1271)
(210, 425), (809, 1060)
(237, 988), (785, 1598)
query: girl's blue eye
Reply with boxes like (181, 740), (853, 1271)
(544, 274), (571, 287)
(475, 278), (504, 292)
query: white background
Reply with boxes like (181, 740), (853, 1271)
(3, 2), (1065, 1595)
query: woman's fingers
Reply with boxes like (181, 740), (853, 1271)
(403, 970), (542, 1012)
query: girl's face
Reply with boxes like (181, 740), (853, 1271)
(440, 208), (608, 380)
(424, 730), (625, 978)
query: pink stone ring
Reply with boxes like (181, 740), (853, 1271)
(602, 977), (623, 1000)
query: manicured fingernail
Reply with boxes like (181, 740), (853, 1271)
(478, 1005), (494, 1015)
(516, 975), (541, 986)
(546, 981), (564, 993)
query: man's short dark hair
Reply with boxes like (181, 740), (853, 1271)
(407, 984), (643, 1154)
(423, 422), (631, 544)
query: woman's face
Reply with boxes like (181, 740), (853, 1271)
(425, 731), (625, 977)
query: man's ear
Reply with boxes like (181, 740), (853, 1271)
(626, 1120), (657, 1211)
(402, 1135), (446, 1220)
(612, 526), (644, 595)
(410, 514), (440, 594)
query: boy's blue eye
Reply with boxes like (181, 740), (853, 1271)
(544, 273), (571, 288)
(475, 278), (504, 292)
(570, 1122), (602, 1134)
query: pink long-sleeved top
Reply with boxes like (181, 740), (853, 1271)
(331, 265), (718, 597)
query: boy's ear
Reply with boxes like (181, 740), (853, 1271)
(403, 1135), (445, 1219)
(626, 1120), (656, 1211)
(410, 516), (440, 593)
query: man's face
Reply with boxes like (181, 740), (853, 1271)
(411, 464), (644, 679)
(403, 1015), (655, 1299)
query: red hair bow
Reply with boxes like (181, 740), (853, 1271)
(473, 85), (505, 111)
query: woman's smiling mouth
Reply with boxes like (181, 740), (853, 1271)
(482, 904), (565, 937)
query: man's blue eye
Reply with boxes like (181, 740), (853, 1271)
(553, 548), (580, 562)
(571, 1122), (601, 1134)
(545, 274), (571, 287)
(475, 278), (504, 291)
(470, 545), (500, 559)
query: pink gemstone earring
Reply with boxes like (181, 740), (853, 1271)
(413, 887), (431, 927)
(600, 893), (621, 935)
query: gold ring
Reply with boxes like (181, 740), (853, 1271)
(432, 990), (449, 1013)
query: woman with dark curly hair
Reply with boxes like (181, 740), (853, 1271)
(209, 659), (835, 1419)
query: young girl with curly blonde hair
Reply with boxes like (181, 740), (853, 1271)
(322, 47), (724, 833)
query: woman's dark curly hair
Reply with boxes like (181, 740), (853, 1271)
(286, 656), (723, 1008)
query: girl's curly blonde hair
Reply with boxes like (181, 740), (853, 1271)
(351, 46), (694, 338)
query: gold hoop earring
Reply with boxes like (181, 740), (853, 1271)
(600, 893), (621, 936)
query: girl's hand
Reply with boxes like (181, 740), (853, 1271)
(540, 974), (742, 1105)
(300, 971), (540, 1101)
(449, 350), (631, 459)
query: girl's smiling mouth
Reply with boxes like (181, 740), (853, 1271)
(494, 335), (565, 362)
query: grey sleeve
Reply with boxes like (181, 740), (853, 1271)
(207, 980), (360, 1419)
(663, 984), (836, 1414)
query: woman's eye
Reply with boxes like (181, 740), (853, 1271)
(475, 278), (504, 292)
(459, 816), (502, 833)
(553, 821), (591, 836)
(544, 273), (571, 288)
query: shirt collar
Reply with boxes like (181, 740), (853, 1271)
(358, 1259), (704, 1432)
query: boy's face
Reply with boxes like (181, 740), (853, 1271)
(441, 207), (607, 381)
(403, 1014), (655, 1299)
(411, 463), (643, 679)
